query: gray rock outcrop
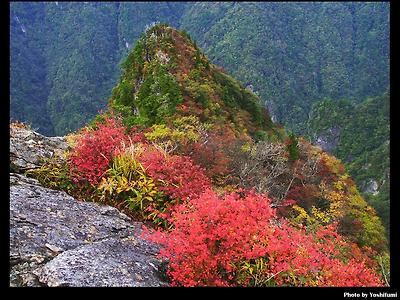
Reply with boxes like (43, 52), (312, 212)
(313, 126), (341, 154)
(363, 179), (379, 196)
(10, 173), (168, 287)
(10, 123), (69, 172)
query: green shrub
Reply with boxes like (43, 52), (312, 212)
(253, 130), (268, 142)
(135, 64), (183, 125)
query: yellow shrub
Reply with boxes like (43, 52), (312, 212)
(98, 152), (161, 213)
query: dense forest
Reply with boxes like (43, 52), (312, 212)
(10, 2), (389, 136)
(10, 2), (190, 136)
(307, 91), (390, 234)
(24, 25), (389, 286)
(10, 1), (390, 240)
(180, 2), (390, 133)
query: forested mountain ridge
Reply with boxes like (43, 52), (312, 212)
(10, 2), (389, 136)
(108, 24), (277, 139)
(18, 24), (389, 286)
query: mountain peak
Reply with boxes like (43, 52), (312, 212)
(137, 24), (208, 75)
(109, 24), (278, 140)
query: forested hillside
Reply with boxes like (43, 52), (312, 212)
(22, 25), (388, 286)
(307, 91), (390, 233)
(180, 2), (390, 133)
(10, 2), (190, 136)
(10, 2), (389, 136)
(9, 2), (390, 244)
(10, 2), (53, 134)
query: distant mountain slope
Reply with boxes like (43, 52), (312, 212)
(180, 2), (390, 133)
(10, 2), (191, 136)
(10, 2), (53, 135)
(10, 2), (389, 137)
(307, 91), (390, 233)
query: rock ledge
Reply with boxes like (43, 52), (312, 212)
(10, 173), (168, 287)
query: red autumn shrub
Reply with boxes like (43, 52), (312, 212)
(317, 155), (340, 182)
(68, 118), (208, 225)
(183, 128), (237, 182)
(287, 184), (320, 210)
(69, 117), (129, 185)
(138, 147), (211, 201)
(268, 222), (383, 287)
(145, 190), (384, 287)
(188, 141), (231, 179)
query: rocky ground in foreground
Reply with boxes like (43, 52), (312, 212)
(9, 124), (168, 287)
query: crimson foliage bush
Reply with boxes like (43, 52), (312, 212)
(146, 190), (384, 287)
(139, 149), (211, 201)
(69, 117), (146, 186)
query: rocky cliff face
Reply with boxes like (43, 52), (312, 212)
(9, 124), (168, 287)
